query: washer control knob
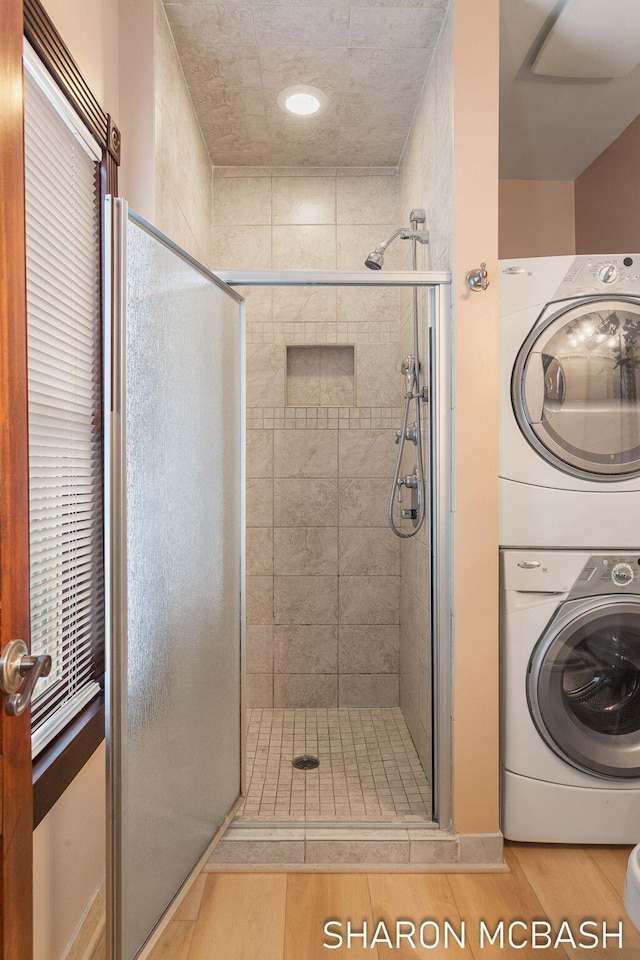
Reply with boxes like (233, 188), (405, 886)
(612, 562), (634, 586)
(598, 263), (618, 284)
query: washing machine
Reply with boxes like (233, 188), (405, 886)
(500, 254), (640, 548)
(501, 548), (640, 843)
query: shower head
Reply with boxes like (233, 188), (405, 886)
(365, 249), (384, 270)
(364, 220), (429, 270)
(364, 228), (403, 270)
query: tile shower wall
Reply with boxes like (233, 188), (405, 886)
(154, 1), (212, 265)
(396, 3), (454, 782)
(211, 168), (408, 709)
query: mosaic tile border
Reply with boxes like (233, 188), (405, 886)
(246, 406), (403, 430)
(247, 321), (401, 345)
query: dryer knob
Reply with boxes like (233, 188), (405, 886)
(612, 562), (634, 586)
(598, 263), (618, 284)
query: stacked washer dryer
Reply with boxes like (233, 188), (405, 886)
(500, 253), (640, 842)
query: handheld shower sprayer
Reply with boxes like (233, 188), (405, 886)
(400, 355), (417, 397)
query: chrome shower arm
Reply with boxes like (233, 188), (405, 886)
(373, 227), (408, 255)
(374, 227), (429, 254)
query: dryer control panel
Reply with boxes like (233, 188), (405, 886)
(555, 255), (640, 299)
(612, 562), (635, 586)
(569, 554), (640, 600)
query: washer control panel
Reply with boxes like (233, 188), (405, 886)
(569, 554), (640, 600)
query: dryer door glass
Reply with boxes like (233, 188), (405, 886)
(530, 599), (640, 778)
(513, 298), (640, 478)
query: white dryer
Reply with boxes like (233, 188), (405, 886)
(500, 254), (640, 548)
(501, 548), (640, 843)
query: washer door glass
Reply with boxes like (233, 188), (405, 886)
(513, 298), (640, 479)
(529, 599), (640, 778)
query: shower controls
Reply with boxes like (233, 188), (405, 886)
(368, 209), (429, 538)
(398, 474), (418, 490)
(597, 263), (618, 284)
(395, 424), (418, 445)
(396, 472), (418, 505)
(395, 469), (421, 528)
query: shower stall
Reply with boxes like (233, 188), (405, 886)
(214, 256), (451, 849)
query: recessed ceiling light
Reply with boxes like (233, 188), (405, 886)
(277, 85), (328, 117)
(286, 92), (320, 115)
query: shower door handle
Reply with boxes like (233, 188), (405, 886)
(0, 639), (52, 716)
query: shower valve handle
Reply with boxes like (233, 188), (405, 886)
(397, 475), (418, 502)
(395, 425), (418, 445)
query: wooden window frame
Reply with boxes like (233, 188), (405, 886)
(23, 0), (120, 828)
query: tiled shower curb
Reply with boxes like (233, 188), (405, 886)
(206, 823), (503, 869)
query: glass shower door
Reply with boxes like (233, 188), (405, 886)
(106, 199), (244, 960)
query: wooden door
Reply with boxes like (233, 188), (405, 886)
(0, 2), (34, 960)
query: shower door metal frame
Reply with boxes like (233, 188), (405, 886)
(105, 199), (247, 960)
(217, 268), (452, 829)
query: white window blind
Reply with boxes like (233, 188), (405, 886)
(23, 47), (105, 758)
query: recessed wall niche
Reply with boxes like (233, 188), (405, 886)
(286, 345), (355, 407)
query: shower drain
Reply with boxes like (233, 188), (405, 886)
(292, 755), (320, 771)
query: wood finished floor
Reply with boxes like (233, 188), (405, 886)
(147, 843), (638, 960)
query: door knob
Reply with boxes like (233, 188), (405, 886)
(0, 639), (52, 716)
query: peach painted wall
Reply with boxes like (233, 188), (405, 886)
(451, 0), (500, 835)
(499, 180), (575, 259)
(33, 746), (105, 960)
(117, 0), (155, 222)
(39, 0), (118, 116)
(575, 114), (640, 254)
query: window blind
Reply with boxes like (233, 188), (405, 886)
(23, 48), (105, 758)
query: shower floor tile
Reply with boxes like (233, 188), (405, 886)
(235, 707), (433, 823)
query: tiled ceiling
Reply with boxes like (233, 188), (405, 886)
(162, 2), (447, 167)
